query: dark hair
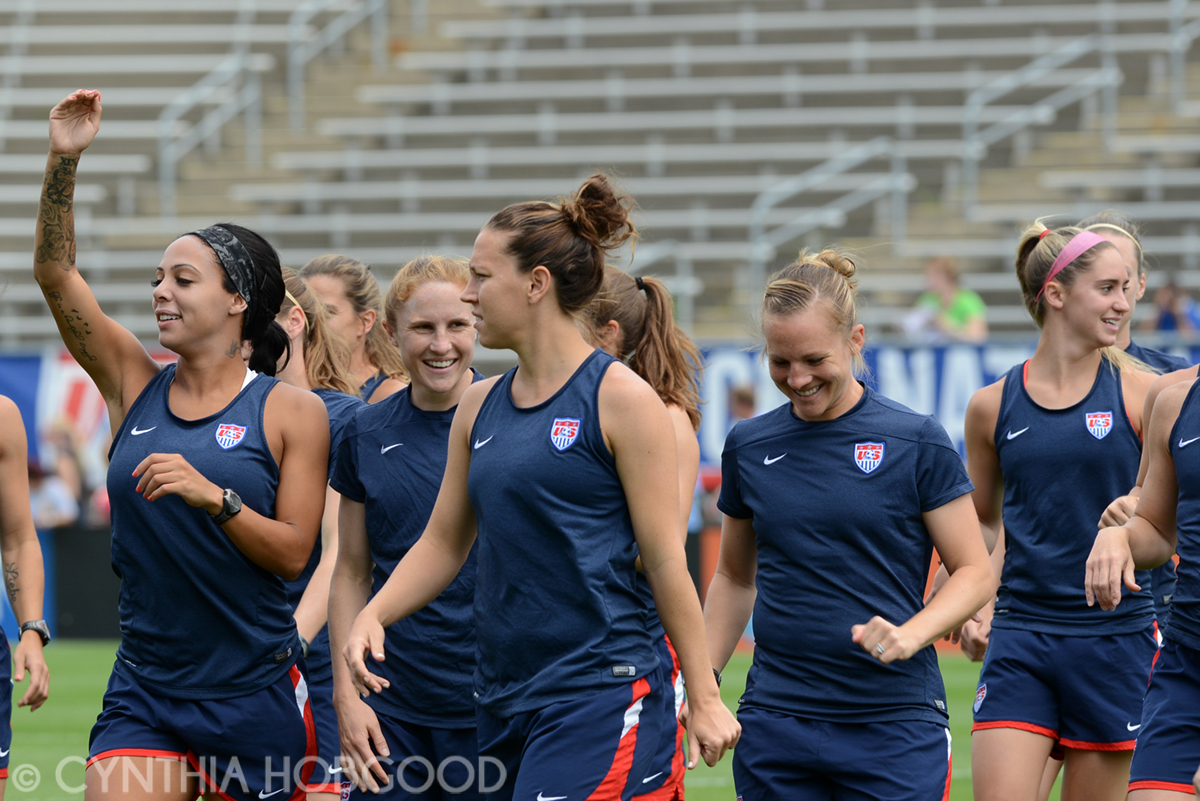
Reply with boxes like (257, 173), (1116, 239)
(1077, 212), (1144, 276)
(196, 223), (289, 376)
(583, 267), (703, 429)
(485, 173), (637, 313)
(299, 254), (409, 383)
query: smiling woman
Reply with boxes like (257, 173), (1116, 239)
(33, 90), (330, 801)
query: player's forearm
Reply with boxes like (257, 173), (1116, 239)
(34, 152), (79, 284)
(702, 570), (755, 674)
(1125, 517), (1176, 570)
(2, 533), (45, 626)
(328, 559), (373, 702)
(363, 532), (466, 629)
(293, 552), (333, 642)
(900, 563), (994, 651)
(644, 556), (723, 706)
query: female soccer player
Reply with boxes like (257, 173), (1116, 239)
(0, 397), (51, 801)
(703, 249), (993, 801)
(273, 268), (365, 800)
(966, 224), (1158, 801)
(343, 175), (740, 801)
(329, 255), (482, 798)
(582, 267), (702, 801)
(300, 255), (407, 403)
(37, 91), (328, 801)
(1085, 369), (1200, 799)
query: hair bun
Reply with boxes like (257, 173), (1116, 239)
(802, 248), (858, 287)
(560, 174), (637, 253)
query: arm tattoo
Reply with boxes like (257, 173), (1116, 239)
(48, 290), (96, 361)
(225, 339), (240, 358)
(4, 561), (18, 607)
(36, 155), (78, 268)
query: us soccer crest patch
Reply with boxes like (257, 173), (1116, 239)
(854, 442), (885, 474)
(974, 683), (987, 713)
(1085, 410), (1113, 440)
(215, 423), (247, 450)
(550, 417), (581, 451)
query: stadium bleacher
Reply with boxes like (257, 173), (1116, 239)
(0, 0), (1197, 344)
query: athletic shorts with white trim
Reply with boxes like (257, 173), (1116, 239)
(475, 667), (665, 801)
(307, 672), (342, 795)
(1129, 638), (1200, 794)
(87, 660), (316, 801)
(631, 635), (684, 801)
(344, 705), (478, 800)
(971, 625), (1157, 750)
(732, 706), (952, 801)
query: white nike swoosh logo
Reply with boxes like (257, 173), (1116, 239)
(536, 794), (567, 801)
(258, 790), (284, 799)
(1180, 437), (1200, 448)
(474, 436), (493, 450)
(642, 772), (664, 784)
(0, 748), (9, 757)
(380, 443), (402, 454)
(1127, 722), (1141, 731)
(131, 426), (156, 435)
(1006, 427), (1029, 440)
(763, 453), (786, 465)
(328, 767), (343, 775)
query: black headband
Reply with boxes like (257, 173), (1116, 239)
(189, 225), (256, 310)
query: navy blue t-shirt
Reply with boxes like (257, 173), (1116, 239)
(993, 360), (1153, 635)
(107, 366), (299, 699)
(359, 372), (387, 402)
(284, 388), (366, 684)
(718, 385), (970, 725)
(467, 350), (656, 716)
(1127, 340), (1191, 617)
(331, 375), (482, 728)
(1164, 380), (1200, 650)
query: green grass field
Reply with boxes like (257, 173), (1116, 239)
(5, 642), (1060, 800)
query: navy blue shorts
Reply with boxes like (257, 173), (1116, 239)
(732, 706), (952, 801)
(0, 637), (11, 777)
(87, 661), (316, 801)
(346, 705), (478, 800)
(476, 669), (665, 801)
(972, 625), (1157, 751)
(631, 635), (684, 801)
(307, 672), (341, 795)
(1129, 638), (1200, 794)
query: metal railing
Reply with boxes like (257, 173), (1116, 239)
(158, 51), (266, 217)
(746, 137), (914, 304)
(288, 0), (389, 131)
(1170, 0), (1200, 110)
(962, 34), (1121, 212)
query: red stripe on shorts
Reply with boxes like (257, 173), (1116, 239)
(86, 749), (188, 769)
(1129, 779), (1196, 794)
(587, 677), (652, 800)
(971, 720), (1058, 740)
(1056, 737), (1136, 752)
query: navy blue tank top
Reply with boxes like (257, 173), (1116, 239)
(359, 372), (387, 402)
(1164, 380), (1200, 650)
(1127, 340), (1191, 618)
(107, 365), (299, 699)
(283, 388), (365, 684)
(993, 360), (1153, 634)
(331, 374), (484, 728)
(467, 350), (656, 716)
(719, 386), (970, 725)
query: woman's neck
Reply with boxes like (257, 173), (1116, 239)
(349, 346), (377, 386)
(276, 342), (313, 391)
(510, 314), (597, 407)
(1030, 324), (1105, 389)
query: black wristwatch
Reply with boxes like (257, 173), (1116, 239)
(211, 488), (243, 526)
(713, 668), (722, 687)
(19, 619), (50, 647)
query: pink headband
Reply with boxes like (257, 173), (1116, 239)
(1035, 231), (1109, 302)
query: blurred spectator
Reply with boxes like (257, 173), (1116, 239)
(28, 459), (79, 530)
(41, 420), (83, 500)
(1147, 281), (1200, 333)
(904, 257), (988, 343)
(729, 384), (756, 423)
